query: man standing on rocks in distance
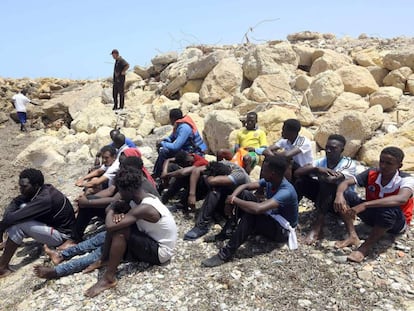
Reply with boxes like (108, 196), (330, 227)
(11, 88), (39, 132)
(111, 49), (129, 111)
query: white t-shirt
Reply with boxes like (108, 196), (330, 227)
(103, 159), (120, 187)
(12, 93), (31, 112)
(275, 135), (313, 167)
(313, 156), (356, 180)
(131, 195), (177, 263)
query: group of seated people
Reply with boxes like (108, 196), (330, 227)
(0, 108), (412, 298)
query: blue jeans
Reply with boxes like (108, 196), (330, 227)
(55, 231), (106, 277)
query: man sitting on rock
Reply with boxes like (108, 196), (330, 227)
(293, 134), (356, 244)
(184, 160), (250, 241)
(0, 168), (75, 277)
(334, 146), (414, 263)
(92, 129), (136, 170)
(202, 154), (298, 267)
(152, 108), (207, 178)
(72, 155), (159, 243)
(160, 150), (209, 212)
(83, 167), (177, 297)
(264, 118), (313, 181)
(221, 112), (268, 175)
(76, 145), (119, 193)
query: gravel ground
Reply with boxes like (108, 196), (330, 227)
(0, 120), (413, 311)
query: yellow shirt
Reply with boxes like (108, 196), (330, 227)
(236, 128), (268, 149)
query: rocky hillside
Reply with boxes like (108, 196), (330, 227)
(0, 32), (414, 310)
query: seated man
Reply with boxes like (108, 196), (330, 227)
(184, 160), (250, 241)
(294, 134), (356, 244)
(72, 155), (159, 243)
(222, 112), (268, 175)
(84, 168), (177, 297)
(160, 150), (209, 211)
(334, 146), (414, 263)
(152, 108), (207, 178)
(0, 168), (75, 277)
(93, 129), (136, 169)
(76, 145), (119, 193)
(264, 118), (313, 181)
(34, 231), (106, 279)
(202, 154), (298, 267)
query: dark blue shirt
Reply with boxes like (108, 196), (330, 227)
(259, 178), (298, 227)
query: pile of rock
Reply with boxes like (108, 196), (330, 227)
(1, 32), (413, 174)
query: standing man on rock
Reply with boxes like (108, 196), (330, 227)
(11, 88), (39, 132)
(111, 49), (129, 111)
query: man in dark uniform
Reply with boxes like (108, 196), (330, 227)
(111, 49), (129, 110)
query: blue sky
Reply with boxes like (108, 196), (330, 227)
(1, 0), (413, 79)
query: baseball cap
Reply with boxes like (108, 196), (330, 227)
(110, 49), (119, 55)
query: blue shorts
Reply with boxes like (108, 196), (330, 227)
(344, 191), (406, 233)
(17, 111), (27, 124)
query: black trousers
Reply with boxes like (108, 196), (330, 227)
(72, 195), (106, 241)
(195, 186), (233, 229)
(219, 190), (288, 260)
(113, 76), (125, 109)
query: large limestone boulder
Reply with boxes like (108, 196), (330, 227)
(310, 49), (353, 76)
(351, 47), (383, 67)
(359, 119), (414, 170)
(15, 136), (65, 168)
(126, 89), (156, 107)
(369, 86), (403, 111)
(328, 92), (369, 114)
(180, 79), (203, 95)
(293, 74), (313, 91)
(383, 49), (414, 71)
(163, 73), (187, 97)
(245, 73), (292, 103)
(186, 50), (228, 80)
(296, 105), (316, 127)
(66, 144), (91, 165)
(203, 110), (242, 153)
(258, 106), (296, 143)
(314, 108), (384, 157)
(151, 51), (178, 66)
(70, 98), (117, 133)
(242, 42), (299, 81)
(151, 96), (181, 125)
(305, 70), (344, 110)
(287, 31), (323, 41)
(125, 72), (142, 89)
(367, 66), (389, 87)
(336, 65), (379, 96)
(408, 74), (414, 95)
(292, 45), (315, 69)
(199, 57), (243, 104)
(133, 65), (150, 80)
(42, 82), (104, 122)
(383, 67), (413, 90)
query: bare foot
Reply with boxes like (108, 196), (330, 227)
(0, 267), (13, 278)
(33, 265), (58, 279)
(84, 278), (117, 297)
(82, 260), (106, 274)
(43, 245), (64, 265)
(56, 239), (77, 251)
(334, 236), (360, 248)
(347, 250), (366, 263)
(304, 229), (323, 245)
